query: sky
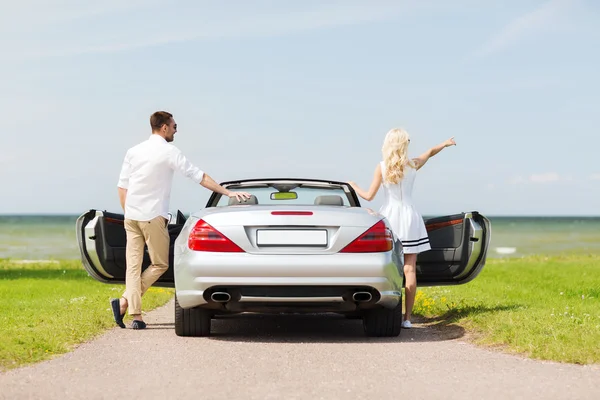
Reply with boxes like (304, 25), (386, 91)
(0, 0), (598, 216)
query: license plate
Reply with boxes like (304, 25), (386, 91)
(256, 229), (328, 246)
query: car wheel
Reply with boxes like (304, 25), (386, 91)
(362, 303), (402, 337)
(174, 295), (212, 337)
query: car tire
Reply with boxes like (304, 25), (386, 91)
(174, 295), (212, 337)
(362, 302), (402, 337)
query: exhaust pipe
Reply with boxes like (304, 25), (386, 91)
(352, 291), (372, 302)
(210, 292), (231, 303)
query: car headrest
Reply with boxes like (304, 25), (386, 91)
(314, 195), (344, 206)
(228, 194), (259, 206)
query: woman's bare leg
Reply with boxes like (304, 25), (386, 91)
(403, 253), (417, 322)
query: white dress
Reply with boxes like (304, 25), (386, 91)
(379, 161), (431, 254)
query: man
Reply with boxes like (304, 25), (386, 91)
(111, 111), (250, 329)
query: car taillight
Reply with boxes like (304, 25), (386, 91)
(188, 220), (244, 252)
(340, 220), (393, 253)
(271, 211), (313, 216)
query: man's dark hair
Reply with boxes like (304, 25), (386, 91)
(150, 111), (173, 131)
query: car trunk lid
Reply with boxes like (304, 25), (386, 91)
(195, 206), (384, 255)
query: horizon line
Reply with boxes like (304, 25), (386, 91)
(1, 213), (599, 218)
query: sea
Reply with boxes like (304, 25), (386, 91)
(0, 214), (599, 261)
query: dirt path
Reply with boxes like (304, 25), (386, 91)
(1, 300), (598, 399)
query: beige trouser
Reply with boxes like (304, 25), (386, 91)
(122, 216), (169, 315)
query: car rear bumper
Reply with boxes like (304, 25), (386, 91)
(174, 251), (404, 311)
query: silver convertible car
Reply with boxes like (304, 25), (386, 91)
(76, 178), (490, 337)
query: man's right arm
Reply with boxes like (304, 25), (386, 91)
(199, 173), (234, 196)
(169, 148), (205, 185)
(169, 148), (250, 201)
(200, 174), (252, 202)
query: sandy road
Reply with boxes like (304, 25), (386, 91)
(1, 299), (598, 399)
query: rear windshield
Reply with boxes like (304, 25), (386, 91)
(215, 185), (352, 207)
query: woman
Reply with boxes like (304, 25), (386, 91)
(348, 128), (456, 328)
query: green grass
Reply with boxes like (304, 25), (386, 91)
(0, 259), (174, 371)
(413, 254), (600, 364)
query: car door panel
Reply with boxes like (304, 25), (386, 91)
(415, 212), (490, 286)
(76, 209), (180, 287)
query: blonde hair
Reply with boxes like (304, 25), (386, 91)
(382, 128), (415, 184)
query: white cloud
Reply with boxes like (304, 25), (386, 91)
(471, 0), (577, 58)
(508, 173), (571, 184)
(529, 172), (561, 183)
(590, 173), (600, 181)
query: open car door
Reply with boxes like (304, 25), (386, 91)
(76, 209), (184, 288)
(416, 212), (491, 286)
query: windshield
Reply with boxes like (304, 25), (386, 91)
(213, 183), (354, 207)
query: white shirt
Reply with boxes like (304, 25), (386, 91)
(117, 134), (205, 221)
